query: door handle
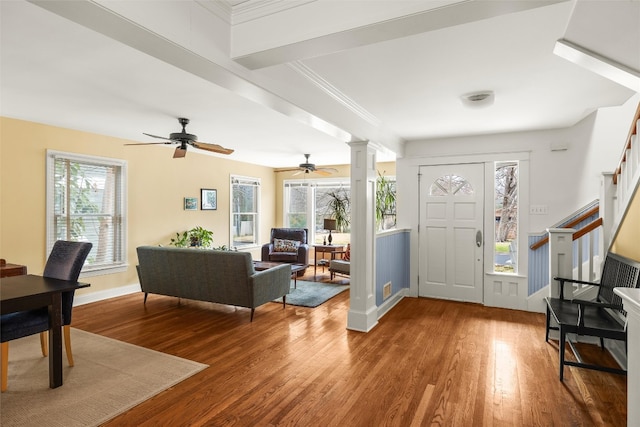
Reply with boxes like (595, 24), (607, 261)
(476, 230), (482, 247)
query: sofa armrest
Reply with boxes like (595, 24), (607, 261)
(297, 244), (309, 265)
(250, 263), (292, 306)
(261, 243), (273, 262)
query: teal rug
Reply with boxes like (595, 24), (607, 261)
(275, 280), (349, 308)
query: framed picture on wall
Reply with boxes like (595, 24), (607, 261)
(184, 197), (198, 211)
(201, 189), (217, 210)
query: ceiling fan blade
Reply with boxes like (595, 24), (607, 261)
(173, 147), (187, 158)
(143, 132), (175, 142)
(291, 170), (305, 176)
(316, 167), (338, 173)
(314, 170), (332, 176)
(192, 141), (234, 155)
(124, 142), (172, 146)
(276, 167), (303, 172)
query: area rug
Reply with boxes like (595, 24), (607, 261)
(1, 328), (208, 427)
(276, 280), (349, 308)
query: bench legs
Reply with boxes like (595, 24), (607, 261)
(545, 307), (550, 342)
(559, 327), (567, 381)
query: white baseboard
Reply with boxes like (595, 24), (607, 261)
(377, 288), (407, 320)
(74, 283), (141, 306)
(526, 284), (549, 313)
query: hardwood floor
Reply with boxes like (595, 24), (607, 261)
(71, 272), (626, 426)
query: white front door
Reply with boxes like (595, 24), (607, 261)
(419, 164), (484, 303)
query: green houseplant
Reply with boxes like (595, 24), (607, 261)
(376, 171), (396, 230)
(170, 226), (214, 249)
(325, 189), (350, 233)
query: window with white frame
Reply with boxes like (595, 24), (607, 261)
(284, 179), (351, 245)
(231, 175), (260, 248)
(284, 182), (310, 228)
(46, 150), (127, 275)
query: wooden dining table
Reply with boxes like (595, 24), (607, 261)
(1, 275), (90, 389)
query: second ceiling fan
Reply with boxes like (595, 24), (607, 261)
(126, 117), (234, 158)
(279, 154), (338, 176)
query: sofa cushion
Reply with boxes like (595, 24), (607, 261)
(330, 259), (350, 274)
(273, 238), (300, 253)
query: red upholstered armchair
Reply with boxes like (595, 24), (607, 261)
(261, 228), (309, 267)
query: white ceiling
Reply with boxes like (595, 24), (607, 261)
(1, 0), (637, 169)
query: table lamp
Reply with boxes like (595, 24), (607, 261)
(324, 218), (337, 245)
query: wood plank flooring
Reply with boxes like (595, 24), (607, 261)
(71, 273), (626, 426)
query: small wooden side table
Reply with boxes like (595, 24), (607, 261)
(313, 245), (344, 277)
(0, 259), (27, 278)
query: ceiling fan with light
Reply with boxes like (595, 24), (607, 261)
(279, 154), (338, 176)
(125, 117), (234, 158)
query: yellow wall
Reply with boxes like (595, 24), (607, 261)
(611, 186), (640, 262)
(0, 117), (276, 295)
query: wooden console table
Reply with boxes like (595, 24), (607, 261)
(0, 259), (27, 278)
(313, 245), (344, 277)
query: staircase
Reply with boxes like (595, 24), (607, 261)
(608, 102), (640, 237)
(553, 102), (640, 299)
(528, 102), (640, 303)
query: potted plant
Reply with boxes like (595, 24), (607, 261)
(376, 171), (396, 230)
(325, 189), (350, 233)
(170, 226), (214, 249)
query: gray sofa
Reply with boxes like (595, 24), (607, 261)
(136, 246), (292, 321)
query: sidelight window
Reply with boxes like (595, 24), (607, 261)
(494, 162), (518, 273)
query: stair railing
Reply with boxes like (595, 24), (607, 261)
(611, 102), (640, 222)
(547, 217), (604, 299)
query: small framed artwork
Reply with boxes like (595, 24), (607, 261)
(184, 197), (198, 211)
(201, 188), (217, 210)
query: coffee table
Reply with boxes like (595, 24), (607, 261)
(253, 262), (307, 288)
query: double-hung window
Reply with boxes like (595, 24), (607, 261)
(46, 150), (127, 275)
(231, 175), (260, 248)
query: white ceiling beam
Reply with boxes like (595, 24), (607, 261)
(553, 0), (640, 92)
(26, 0), (405, 157)
(554, 39), (640, 92)
(232, 0), (568, 70)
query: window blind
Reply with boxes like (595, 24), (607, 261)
(47, 150), (127, 274)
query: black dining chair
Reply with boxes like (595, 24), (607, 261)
(1, 240), (92, 392)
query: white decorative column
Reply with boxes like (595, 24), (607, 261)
(547, 228), (575, 298)
(614, 288), (640, 427)
(347, 141), (378, 332)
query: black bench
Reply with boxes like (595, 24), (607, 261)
(544, 252), (640, 380)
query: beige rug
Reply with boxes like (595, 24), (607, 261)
(1, 328), (207, 426)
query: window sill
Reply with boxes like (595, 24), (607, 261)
(80, 264), (129, 278)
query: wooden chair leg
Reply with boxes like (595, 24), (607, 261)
(64, 325), (74, 366)
(1, 342), (8, 392)
(40, 332), (48, 356)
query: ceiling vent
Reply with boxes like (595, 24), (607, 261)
(461, 91), (495, 108)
